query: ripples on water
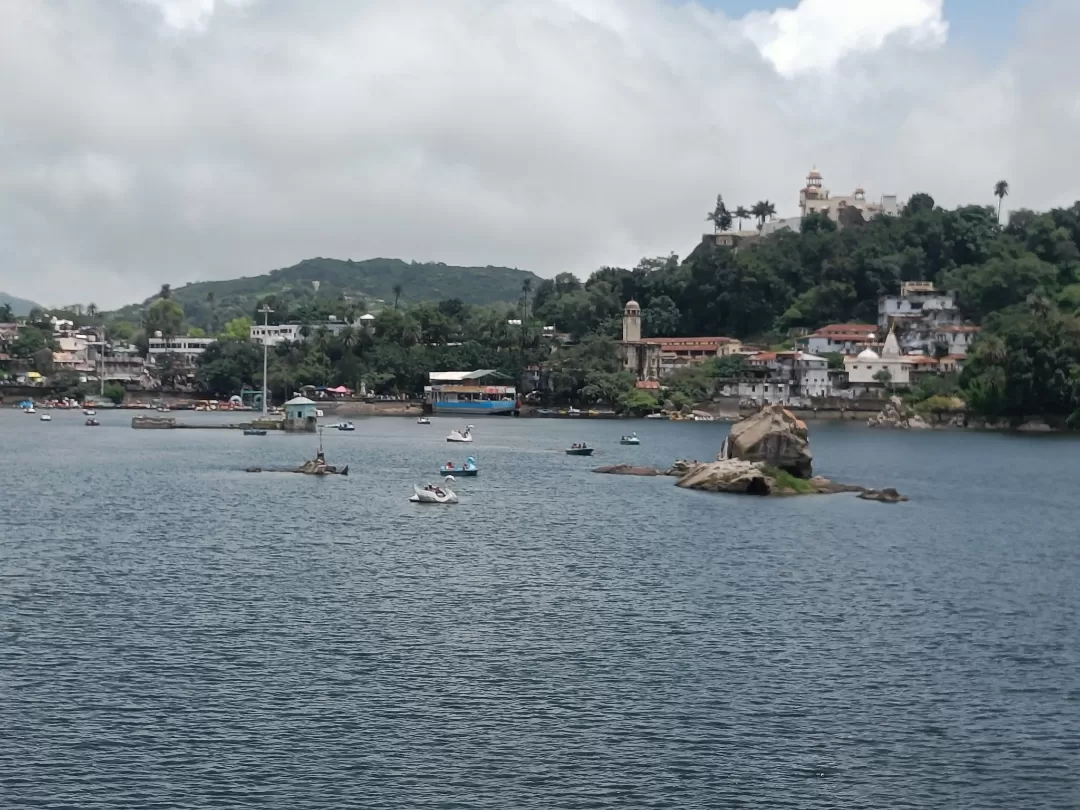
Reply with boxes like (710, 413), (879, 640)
(1, 411), (1078, 808)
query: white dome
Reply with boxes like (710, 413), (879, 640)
(857, 348), (880, 361)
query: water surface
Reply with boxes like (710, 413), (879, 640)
(2, 411), (1078, 808)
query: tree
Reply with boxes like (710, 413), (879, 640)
(9, 326), (54, 359)
(734, 206), (750, 231)
(143, 299), (184, 340)
(222, 316), (253, 340)
(392, 283), (404, 310)
(102, 382), (127, 406)
(904, 193), (935, 216)
(994, 180), (1010, 223)
(0, 303), (12, 322)
(873, 368), (892, 387)
(159, 283), (171, 300)
(521, 278), (533, 320)
(86, 303), (99, 319)
(706, 194), (733, 233)
(642, 295), (681, 337)
(32, 348), (55, 377)
(195, 339), (262, 397)
(206, 291), (216, 334)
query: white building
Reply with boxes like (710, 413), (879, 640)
(878, 282), (963, 330)
(931, 325), (980, 357)
(844, 330), (912, 387)
(799, 324), (879, 355)
(250, 323), (303, 347)
(148, 336), (215, 363)
(800, 167), (899, 221)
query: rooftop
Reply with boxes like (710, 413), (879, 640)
(428, 369), (510, 383)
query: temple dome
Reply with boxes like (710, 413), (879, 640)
(857, 347), (880, 361)
(624, 300), (641, 313)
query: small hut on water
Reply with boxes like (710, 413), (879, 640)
(284, 396), (318, 432)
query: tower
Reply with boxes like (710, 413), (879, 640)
(622, 300), (641, 342)
(799, 166), (825, 215)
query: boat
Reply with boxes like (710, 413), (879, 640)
(39, 413), (51, 422)
(335, 422), (356, 431)
(565, 444), (594, 456)
(83, 409), (97, 416)
(417, 416), (431, 425)
(410, 476), (459, 504)
(440, 456), (479, 476)
(243, 428), (267, 436)
(645, 413), (665, 420)
(620, 433), (640, 445)
(25, 407), (36, 414)
(85, 418), (100, 427)
(446, 425), (474, 443)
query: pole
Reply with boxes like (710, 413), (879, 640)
(99, 333), (104, 397)
(258, 305), (273, 415)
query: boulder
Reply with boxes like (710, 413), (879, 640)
(858, 488), (908, 503)
(722, 404), (813, 479)
(675, 459), (774, 495)
(592, 464), (662, 476)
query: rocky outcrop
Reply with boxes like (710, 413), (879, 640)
(722, 404), (813, 478)
(867, 396), (931, 429)
(592, 464), (663, 476)
(858, 488), (908, 503)
(675, 460), (774, 495)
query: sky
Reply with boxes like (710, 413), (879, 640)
(0, 0), (1076, 309)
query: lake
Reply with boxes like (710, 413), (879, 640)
(2, 410), (1078, 808)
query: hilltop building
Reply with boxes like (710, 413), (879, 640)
(761, 168), (899, 236)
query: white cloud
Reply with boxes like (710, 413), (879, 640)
(740, 0), (948, 76)
(0, 0), (1077, 307)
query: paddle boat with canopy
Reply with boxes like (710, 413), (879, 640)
(440, 456), (478, 476)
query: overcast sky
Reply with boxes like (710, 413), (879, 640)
(1, 0), (1077, 308)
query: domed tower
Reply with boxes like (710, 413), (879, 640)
(622, 300), (642, 343)
(799, 166), (825, 215)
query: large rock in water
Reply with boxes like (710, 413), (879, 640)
(675, 459), (774, 495)
(723, 405), (813, 479)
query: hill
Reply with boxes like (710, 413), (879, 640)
(109, 257), (542, 329)
(0, 293), (43, 317)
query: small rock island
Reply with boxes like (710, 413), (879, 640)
(595, 405), (907, 502)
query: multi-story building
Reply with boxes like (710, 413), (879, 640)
(616, 300), (741, 381)
(148, 335), (216, 364)
(799, 323), (879, 355)
(250, 323), (303, 347)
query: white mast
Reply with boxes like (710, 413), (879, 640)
(258, 304), (273, 414)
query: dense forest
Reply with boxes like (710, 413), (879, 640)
(107, 257), (543, 331)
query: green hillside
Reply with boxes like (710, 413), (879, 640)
(0, 293), (43, 317)
(109, 257), (542, 330)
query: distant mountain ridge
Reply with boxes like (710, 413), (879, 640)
(109, 257), (543, 327)
(0, 292), (43, 317)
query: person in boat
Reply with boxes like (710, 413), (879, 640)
(446, 461), (454, 469)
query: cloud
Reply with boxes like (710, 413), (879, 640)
(740, 0), (948, 76)
(0, 0), (1078, 308)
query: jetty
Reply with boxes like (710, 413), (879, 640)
(132, 416), (283, 430)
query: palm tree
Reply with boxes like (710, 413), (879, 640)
(205, 291), (215, 334)
(762, 200), (777, 222)
(87, 303), (99, 319)
(994, 180), (1009, 223)
(751, 201), (767, 230)
(521, 278), (533, 320)
(734, 206), (750, 231)
(392, 283), (403, 310)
